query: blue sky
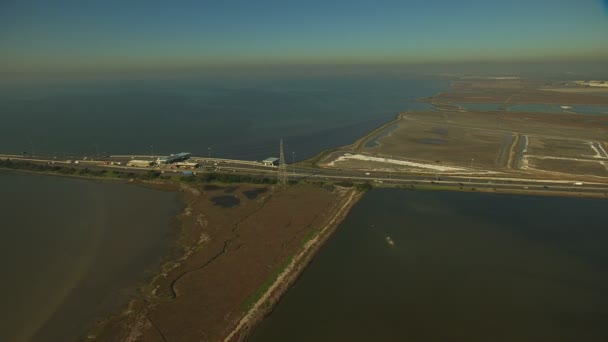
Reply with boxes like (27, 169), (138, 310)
(0, 0), (606, 72)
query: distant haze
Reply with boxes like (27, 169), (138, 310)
(0, 0), (607, 73)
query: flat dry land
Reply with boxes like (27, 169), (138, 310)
(525, 157), (607, 177)
(430, 89), (608, 105)
(426, 79), (608, 105)
(320, 78), (608, 180)
(321, 110), (608, 180)
(90, 182), (358, 342)
(452, 79), (537, 90)
(541, 87), (608, 94)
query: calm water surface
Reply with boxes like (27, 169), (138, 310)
(0, 75), (441, 160)
(0, 171), (180, 342)
(0, 74), (444, 341)
(250, 189), (608, 342)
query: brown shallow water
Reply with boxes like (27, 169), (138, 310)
(250, 189), (608, 342)
(0, 171), (180, 342)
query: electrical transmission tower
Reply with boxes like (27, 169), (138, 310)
(277, 139), (288, 187)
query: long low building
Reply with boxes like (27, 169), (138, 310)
(127, 160), (153, 167)
(157, 152), (191, 164)
(174, 162), (199, 169)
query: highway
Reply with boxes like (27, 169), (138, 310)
(2, 153), (608, 197)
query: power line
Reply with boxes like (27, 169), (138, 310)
(277, 139), (288, 187)
(26, 136), (35, 156)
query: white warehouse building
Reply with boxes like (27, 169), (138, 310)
(262, 157), (279, 166)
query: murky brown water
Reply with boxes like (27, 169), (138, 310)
(250, 189), (608, 342)
(0, 171), (180, 342)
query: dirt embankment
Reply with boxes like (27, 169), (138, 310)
(349, 113), (405, 151)
(306, 112), (406, 167)
(89, 182), (360, 342)
(224, 187), (362, 342)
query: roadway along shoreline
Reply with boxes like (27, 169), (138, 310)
(1, 154), (608, 198)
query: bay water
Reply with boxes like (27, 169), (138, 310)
(0, 171), (180, 341)
(250, 189), (608, 342)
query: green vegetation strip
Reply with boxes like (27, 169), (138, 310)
(0, 159), (379, 192)
(0, 159), (278, 184)
(300, 228), (319, 248)
(242, 256), (293, 311)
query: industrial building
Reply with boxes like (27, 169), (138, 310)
(127, 160), (153, 167)
(174, 162), (199, 169)
(156, 152), (191, 164)
(263, 157), (279, 166)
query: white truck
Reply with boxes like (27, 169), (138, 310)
(573, 182), (583, 186)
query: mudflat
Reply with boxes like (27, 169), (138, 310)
(90, 182), (357, 342)
(432, 78), (608, 105)
(320, 77), (608, 182)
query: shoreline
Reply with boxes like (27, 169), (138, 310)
(82, 179), (362, 341)
(2, 97), (607, 339)
(301, 112), (405, 168)
(391, 183), (608, 199)
(345, 112), (405, 151)
(2, 156), (606, 340)
(0, 170), (185, 342)
(0, 167), (130, 183)
(3, 153), (606, 200)
(223, 187), (362, 342)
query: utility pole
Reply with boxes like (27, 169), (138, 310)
(27, 136), (35, 157)
(292, 151), (295, 175)
(94, 144), (100, 160)
(277, 139), (288, 187)
(469, 158), (474, 183)
(208, 147), (211, 159)
(150, 145), (154, 158)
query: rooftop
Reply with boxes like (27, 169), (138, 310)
(158, 152), (191, 161)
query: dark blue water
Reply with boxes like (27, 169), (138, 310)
(0, 72), (444, 341)
(0, 75), (441, 161)
(250, 189), (608, 342)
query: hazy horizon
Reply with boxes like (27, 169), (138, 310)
(2, 61), (608, 83)
(1, 0), (607, 74)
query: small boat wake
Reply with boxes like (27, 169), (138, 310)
(385, 236), (395, 246)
